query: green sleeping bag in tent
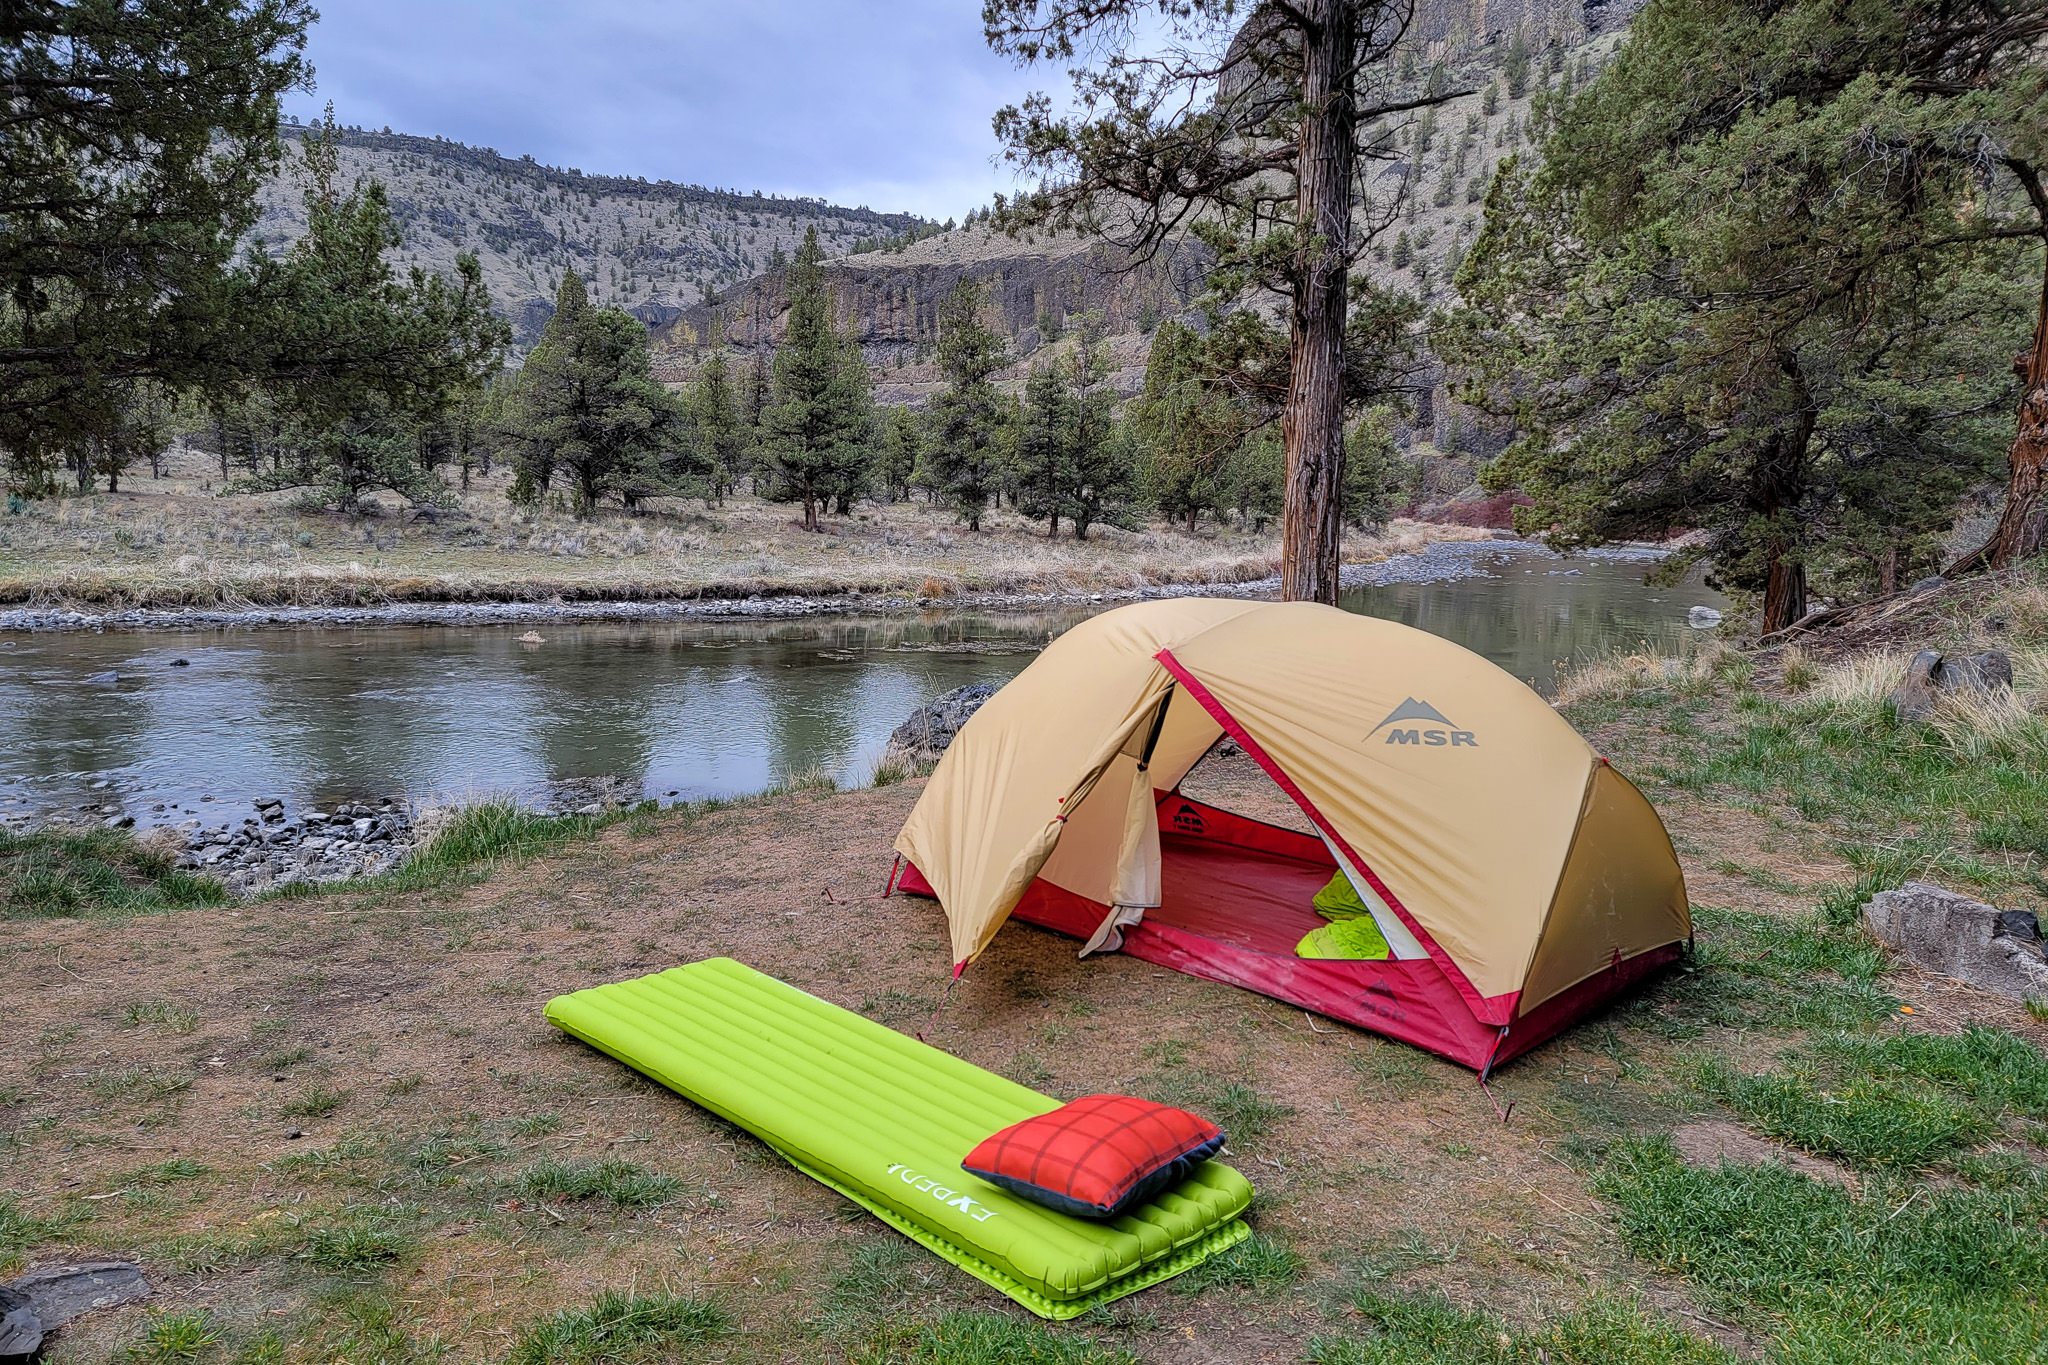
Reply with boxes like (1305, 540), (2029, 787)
(1311, 869), (1371, 921)
(544, 958), (1253, 1319)
(1295, 915), (1392, 960)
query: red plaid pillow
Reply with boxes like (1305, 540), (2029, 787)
(961, 1094), (1225, 1220)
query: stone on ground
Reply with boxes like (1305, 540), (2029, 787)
(1862, 881), (2048, 1001)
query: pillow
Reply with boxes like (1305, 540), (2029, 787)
(962, 1094), (1225, 1220)
(1296, 915), (1391, 961)
(1312, 870), (1370, 921)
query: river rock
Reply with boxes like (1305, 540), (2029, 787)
(884, 683), (998, 768)
(1886, 649), (2014, 720)
(1686, 605), (1723, 629)
(1862, 882), (2048, 1001)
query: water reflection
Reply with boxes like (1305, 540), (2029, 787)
(0, 551), (1722, 825)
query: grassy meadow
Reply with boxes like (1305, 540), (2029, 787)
(3, 571), (2047, 1364)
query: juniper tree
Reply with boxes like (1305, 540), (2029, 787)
(761, 228), (872, 530)
(1128, 320), (1238, 532)
(985, 0), (1450, 602)
(687, 335), (746, 505)
(1064, 318), (1136, 539)
(507, 269), (687, 515)
(877, 404), (921, 502)
(1443, 0), (2041, 630)
(1015, 359), (1078, 536)
(922, 276), (1010, 531)
(1, 0), (313, 489)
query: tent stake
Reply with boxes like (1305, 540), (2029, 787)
(1479, 1075), (1515, 1125)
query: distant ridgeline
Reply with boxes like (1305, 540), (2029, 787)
(653, 0), (1644, 465)
(250, 123), (928, 346)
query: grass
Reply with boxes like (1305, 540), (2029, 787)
(127, 1310), (224, 1364)
(0, 1195), (77, 1274)
(1594, 1136), (2048, 1363)
(381, 801), (631, 893)
(515, 1158), (683, 1208)
(1308, 1291), (1733, 1365)
(504, 1290), (730, 1365)
(851, 1311), (1138, 1365)
(1168, 1231), (1305, 1296)
(1, 826), (226, 920)
(280, 1084), (349, 1118)
(121, 999), (201, 1034)
(297, 1219), (414, 1271)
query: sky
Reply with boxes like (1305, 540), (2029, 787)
(281, 1), (1058, 222)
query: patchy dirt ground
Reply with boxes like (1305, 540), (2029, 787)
(4, 720), (2042, 1362)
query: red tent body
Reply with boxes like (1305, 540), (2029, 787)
(894, 793), (1679, 1074)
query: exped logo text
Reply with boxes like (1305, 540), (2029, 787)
(886, 1163), (1000, 1221)
(1368, 697), (1478, 748)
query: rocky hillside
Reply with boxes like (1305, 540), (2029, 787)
(250, 125), (928, 346)
(655, 0), (1643, 452)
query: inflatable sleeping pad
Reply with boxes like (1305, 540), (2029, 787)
(544, 957), (1253, 1319)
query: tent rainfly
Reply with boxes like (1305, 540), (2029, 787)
(890, 599), (1690, 1073)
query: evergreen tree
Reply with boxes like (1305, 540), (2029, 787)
(761, 228), (872, 530)
(1343, 406), (1407, 530)
(1128, 321), (1237, 533)
(922, 277), (1010, 531)
(877, 405), (921, 503)
(241, 120), (506, 509)
(507, 269), (688, 515)
(2, 0), (313, 486)
(1064, 319), (1135, 540)
(687, 338), (746, 506)
(1443, 1), (2039, 630)
(1015, 360), (1078, 536)
(987, 0), (1449, 601)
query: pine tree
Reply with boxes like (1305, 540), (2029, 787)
(507, 269), (688, 515)
(922, 277), (1010, 531)
(688, 337), (746, 506)
(1064, 319), (1135, 540)
(761, 228), (872, 530)
(1343, 407), (1407, 531)
(1443, 1), (2040, 630)
(1015, 360), (1077, 537)
(1128, 321), (1237, 533)
(877, 404), (921, 503)
(987, 0), (1449, 601)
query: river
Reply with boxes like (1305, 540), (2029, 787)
(0, 544), (1724, 829)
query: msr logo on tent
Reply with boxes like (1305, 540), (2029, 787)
(1368, 697), (1478, 748)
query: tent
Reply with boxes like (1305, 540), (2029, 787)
(890, 598), (1690, 1073)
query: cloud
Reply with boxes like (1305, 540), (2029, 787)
(281, 0), (1051, 220)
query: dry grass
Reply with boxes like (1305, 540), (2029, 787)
(0, 448), (1481, 612)
(1551, 638), (1752, 707)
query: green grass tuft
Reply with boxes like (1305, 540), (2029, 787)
(121, 999), (201, 1034)
(380, 801), (627, 892)
(505, 1290), (730, 1365)
(127, 1309), (223, 1364)
(280, 1084), (349, 1118)
(1308, 1291), (1732, 1365)
(298, 1220), (413, 1271)
(852, 1311), (1137, 1365)
(515, 1158), (682, 1208)
(1, 826), (226, 920)
(1169, 1231), (1304, 1296)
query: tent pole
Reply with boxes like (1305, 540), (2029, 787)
(881, 853), (903, 899)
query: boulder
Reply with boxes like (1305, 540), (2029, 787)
(1862, 881), (2048, 1001)
(1888, 649), (2014, 720)
(883, 683), (998, 768)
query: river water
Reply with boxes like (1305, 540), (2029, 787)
(0, 545), (1724, 829)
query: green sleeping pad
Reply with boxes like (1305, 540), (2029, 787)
(1312, 869), (1371, 921)
(544, 958), (1253, 1319)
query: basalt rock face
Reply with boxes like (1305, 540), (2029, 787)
(1863, 882), (2048, 1002)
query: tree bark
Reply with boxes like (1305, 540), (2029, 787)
(1280, 0), (1355, 606)
(1985, 263), (2048, 568)
(1761, 551), (1807, 634)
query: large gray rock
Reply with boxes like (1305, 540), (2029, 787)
(1887, 649), (2014, 720)
(1863, 882), (2048, 1001)
(883, 684), (997, 768)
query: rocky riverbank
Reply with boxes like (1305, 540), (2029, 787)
(171, 797), (416, 896)
(0, 535), (1569, 633)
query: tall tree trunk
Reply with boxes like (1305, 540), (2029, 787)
(802, 486), (818, 532)
(1280, 0), (1355, 606)
(1761, 551), (1807, 634)
(1985, 262), (2048, 568)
